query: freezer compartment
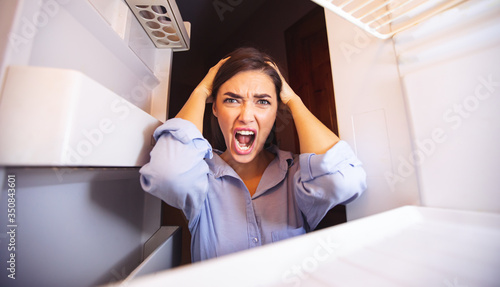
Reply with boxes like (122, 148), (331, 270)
(0, 65), (161, 166)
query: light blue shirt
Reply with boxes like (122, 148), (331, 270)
(140, 118), (366, 262)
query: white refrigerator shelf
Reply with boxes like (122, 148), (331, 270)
(0, 65), (161, 167)
(110, 205), (500, 286)
(311, 0), (466, 39)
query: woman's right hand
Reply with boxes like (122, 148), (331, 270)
(195, 57), (229, 102)
(175, 57), (229, 133)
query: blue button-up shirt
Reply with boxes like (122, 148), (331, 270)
(140, 118), (366, 262)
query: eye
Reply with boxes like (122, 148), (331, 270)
(223, 98), (238, 104)
(257, 99), (271, 105)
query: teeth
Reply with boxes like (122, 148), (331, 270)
(235, 130), (254, 151)
(235, 138), (250, 150)
(236, 130), (254, 135)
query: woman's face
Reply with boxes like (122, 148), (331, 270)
(213, 70), (278, 164)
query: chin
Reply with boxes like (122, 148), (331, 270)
(230, 147), (256, 163)
(227, 139), (263, 164)
(232, 155), (255, 164)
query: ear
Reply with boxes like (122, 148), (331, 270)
(212, 101), (218, 118)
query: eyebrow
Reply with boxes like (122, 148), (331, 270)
(254, 94), (272, 99)
(223, 92), (272, 99)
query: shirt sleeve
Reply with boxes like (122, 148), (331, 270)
(294, 141), (367, 229)
(139, 118), (213, 221)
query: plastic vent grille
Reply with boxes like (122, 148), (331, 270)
(312, 0), (467, 39)
(125, 0), (190, 51)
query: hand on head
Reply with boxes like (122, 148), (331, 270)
(200, 49), (298, 106)
(266, 61), (299, 105)
(197, 57), (230, 103)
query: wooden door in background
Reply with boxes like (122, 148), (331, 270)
(285, 6), (338, 136)
(285, 6), (345, 229)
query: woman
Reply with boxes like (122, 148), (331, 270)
(140, 47), (366, 262)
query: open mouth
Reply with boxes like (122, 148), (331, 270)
(234, 129), (256, 153)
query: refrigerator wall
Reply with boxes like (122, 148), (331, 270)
(325, 0), (500, 220)
(0, 0), (180, 286)
(393, 0), (500, 213)
(0, 167), (162, 286)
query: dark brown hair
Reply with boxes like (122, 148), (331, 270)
(209, 47), (282, 151)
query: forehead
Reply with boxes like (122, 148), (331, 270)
(218, 70), (277, 97)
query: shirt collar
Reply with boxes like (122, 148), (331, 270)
(207, 151), (239, 179)
(252, 145), (294, 199)
(206, 145), (294, 196)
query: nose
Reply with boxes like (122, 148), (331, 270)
(238, 102), (255, 124)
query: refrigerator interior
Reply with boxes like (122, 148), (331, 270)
(0, 0), (182, 286)
(0, 0), (499, 286)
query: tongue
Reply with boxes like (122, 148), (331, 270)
(236, 134), (252, 146)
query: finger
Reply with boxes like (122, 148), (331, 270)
(267, 61), (286, 81)
(215, 57), (230, 68)
(207, 57), (230, 78)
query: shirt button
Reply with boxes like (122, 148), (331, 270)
(253, 237), (258, 243)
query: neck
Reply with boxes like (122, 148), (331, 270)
(220, 149), (275, 181)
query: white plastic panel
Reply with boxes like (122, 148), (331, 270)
(0, 167), (153, 287)
(0, 66), (160, 167)
(0, 0), (19, 85)
(124, 226), (181, 282)
(0, 0), (172, 120)
(88, 0), (131, 39)
(393, 0), (500, 213)
(324, 8), (420, 220)
(107, 206), (500, 286)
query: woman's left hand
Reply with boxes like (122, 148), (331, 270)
(268, 61), (340, 154)
(269, 62), (300, 105)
